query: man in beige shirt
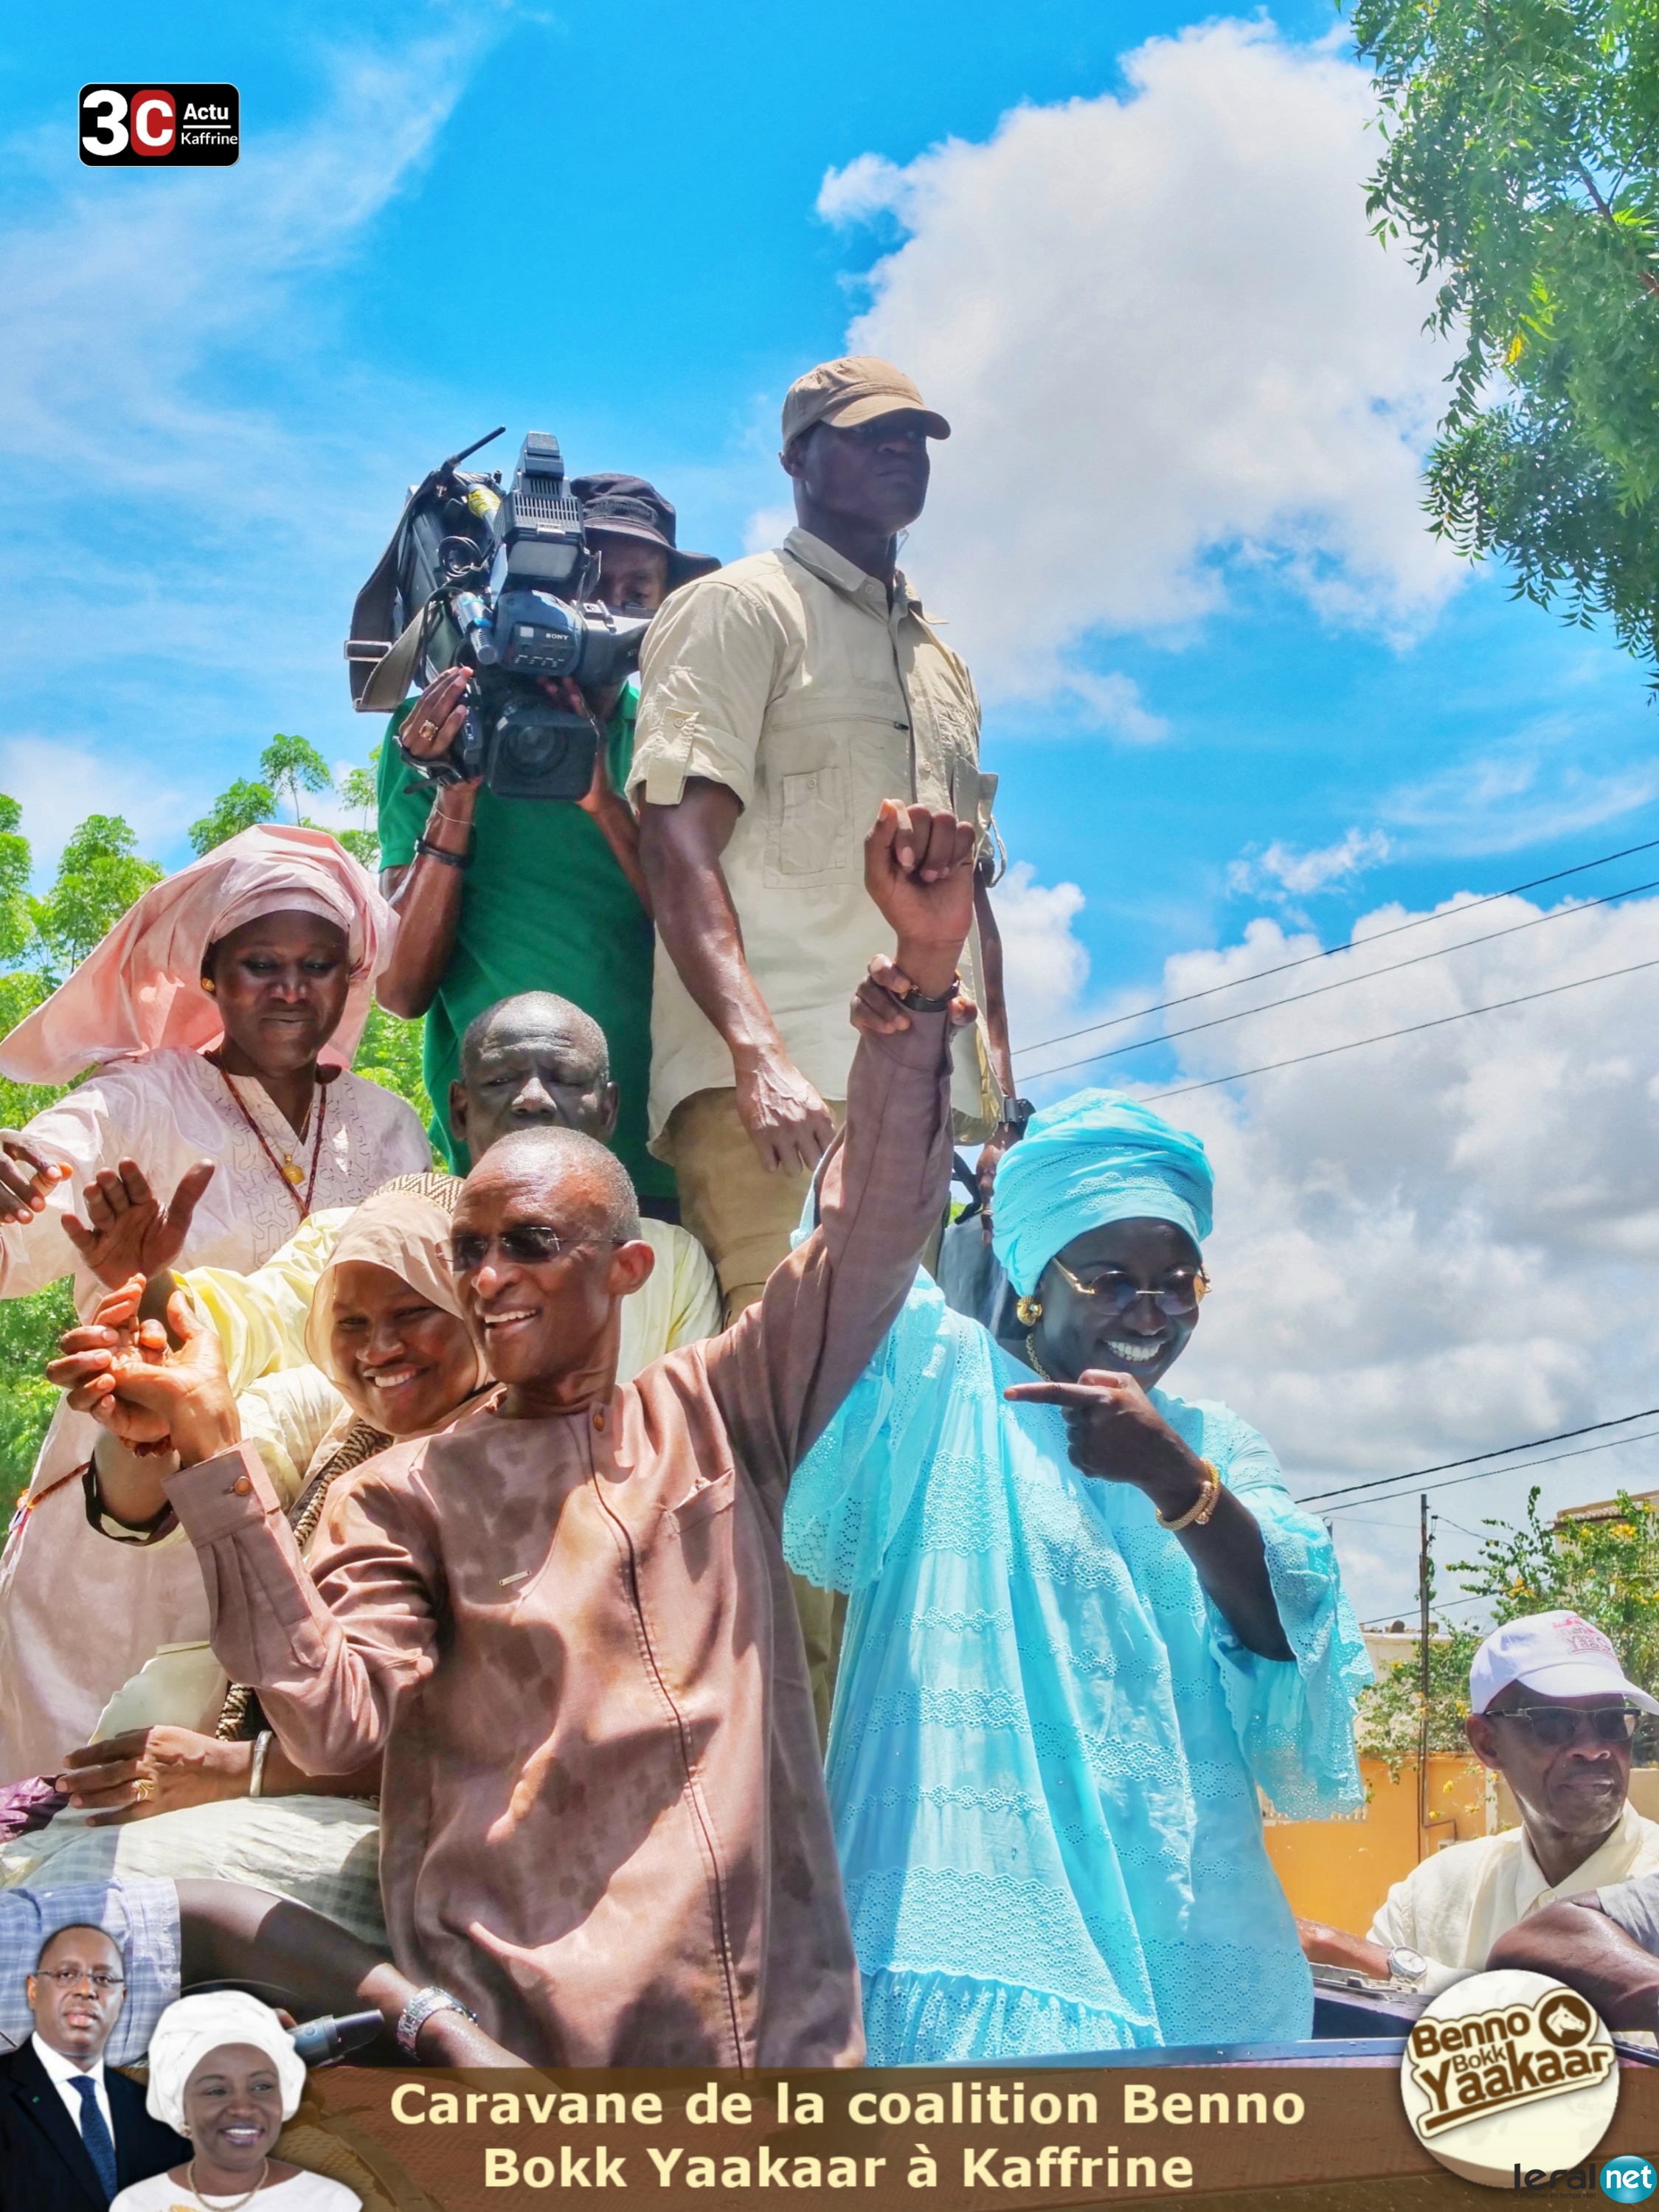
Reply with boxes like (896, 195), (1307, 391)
(631, 355), (1017, 1322)
(1300, 1612), (1659, 1993)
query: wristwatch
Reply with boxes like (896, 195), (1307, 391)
(1388, 1945), (1430, 1989)
(395, 1986), (476, 2057)
(999, 1096), (1036, 1133)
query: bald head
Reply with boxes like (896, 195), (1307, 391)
(465, 1124), (642, 1245)
(460, 993), (609, 1081)
(451, 1123), (655, 1405)
(451, 993), (620, 1165)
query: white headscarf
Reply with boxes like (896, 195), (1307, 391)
(0, 824), (395, 1086)
(142, 1990), (307, 2136)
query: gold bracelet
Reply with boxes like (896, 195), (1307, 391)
(1157, 1460), (1222, 1533)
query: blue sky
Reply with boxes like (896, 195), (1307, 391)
(9, 1), (1659, 1610)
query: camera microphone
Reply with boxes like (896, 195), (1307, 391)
(289, 2008), (385, 2067)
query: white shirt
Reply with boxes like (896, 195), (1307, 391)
(1369, 1798), (1659, 1987)
(31, 2031), (113, 2144)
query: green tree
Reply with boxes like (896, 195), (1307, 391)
(30, 815), (162, 982)
(1357, 1626), (1483, 1772)
(353, 1000), (434, 1134)
(0, 1283), (77, 1519)
(336, 754), (380, 871)
(188, 777), (277, 856)
(260, 734), (333, 824)
(1350, 0), (1659, 671)
(1359, 1485), (1659, 1771)
(0, 796), (32, 968)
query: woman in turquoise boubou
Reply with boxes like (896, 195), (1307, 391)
(784, 1087), (1371, 2062)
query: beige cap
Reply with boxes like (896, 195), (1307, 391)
(780, 356), (951, 448)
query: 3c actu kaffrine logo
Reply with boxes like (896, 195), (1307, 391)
(79, 85), (239, 167)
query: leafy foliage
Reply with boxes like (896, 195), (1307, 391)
(1357, 1485), (1659, 1771)
(1357, 1626), (1483, 1771)
(1452, 1484), (1659, 1689)
(188, 777), (277, 856)
(1350, 0), (1659, 670)
(260, 734), (333, 824)
(29, 815), (162, 983)
(0, 1282), (76, 1521)
(336, 755), (381, 872)
(0, 797), (32, 968)
(354, 1000), (433, 1132)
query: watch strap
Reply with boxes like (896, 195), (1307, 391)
(396, 1985), (475, 2057)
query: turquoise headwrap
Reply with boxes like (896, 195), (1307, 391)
(990, 1088), (1213, 1297)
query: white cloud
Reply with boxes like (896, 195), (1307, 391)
(0, 738), (195, 876)
(814, 18), (1461, 718)
(991, 861), (1091, 1050)
(0, 31), (492, 831)
(1085, 889), (1659, 1620)
(1228, 827), (1392, 899)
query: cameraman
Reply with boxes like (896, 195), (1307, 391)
(375, 476), (717, 1215)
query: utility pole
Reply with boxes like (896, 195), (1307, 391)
(1417, 1491), (1430, 1858)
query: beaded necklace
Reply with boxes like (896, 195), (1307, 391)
(215, 1064), (328, 1218)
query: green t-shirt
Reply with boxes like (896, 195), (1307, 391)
(376, 679), (673, 1198)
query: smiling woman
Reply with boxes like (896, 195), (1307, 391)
(0, 826), (432, 1785)
(783, 1084), (1373, 2062)
(111, 1989), (359, 2212)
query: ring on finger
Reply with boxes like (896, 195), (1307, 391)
(131, 1777), (155, 1803)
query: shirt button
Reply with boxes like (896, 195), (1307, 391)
(232, 1475), (253, 1496)
(592, 1410), (605, 1433)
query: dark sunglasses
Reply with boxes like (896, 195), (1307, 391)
(1489, 1705), (1644, 1748)
(451, 1225), (606, 1271)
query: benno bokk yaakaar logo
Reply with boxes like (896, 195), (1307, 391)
(1405, 1986), (1613, 2136)
(78, 85), (238, 167)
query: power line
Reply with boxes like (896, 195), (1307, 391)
(1013, 830), (1659, 1066)
(1136, 952), (1659, 1106)
(1316, 1424), (1659, 1519)
(1298, 1404), (1659, 1508)
(1019, 872), (1659, 1084)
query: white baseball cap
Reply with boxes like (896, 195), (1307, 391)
(1469, 1610), (1659, 1715)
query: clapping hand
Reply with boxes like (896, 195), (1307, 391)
(60, 1158), (215, 1290)
(0, 1132), (71, 1226)
(48, 1277), (175, 1452)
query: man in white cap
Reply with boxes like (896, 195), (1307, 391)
(1300, 1611), (1659, 1993)
(629, 356), (1017, 1732)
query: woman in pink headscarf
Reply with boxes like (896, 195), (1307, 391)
(0, 825), (429, 1782)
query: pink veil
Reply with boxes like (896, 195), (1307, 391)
(0, 824), (397, 1085)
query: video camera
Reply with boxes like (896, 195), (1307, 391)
(345, 427), (651, 800)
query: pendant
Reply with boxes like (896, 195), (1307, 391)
(281, 1158), (305, 1186)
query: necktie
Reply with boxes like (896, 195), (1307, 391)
(70, 2072), (118, 2206)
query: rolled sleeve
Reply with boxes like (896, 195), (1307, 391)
(631, 578), (783, 813)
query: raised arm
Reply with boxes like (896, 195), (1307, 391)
(707, 800), (977, 1480)
(374, 670), (479, 1019)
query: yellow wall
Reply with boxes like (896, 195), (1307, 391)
(1263, 1755), (1492, 1931)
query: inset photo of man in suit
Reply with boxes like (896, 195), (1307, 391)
(0, 1924), (187, 2211)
